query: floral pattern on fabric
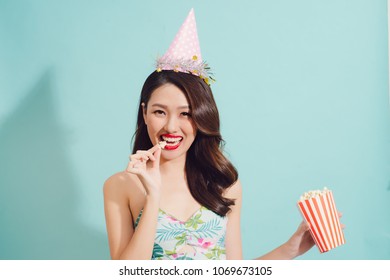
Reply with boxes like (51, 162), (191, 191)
(134, 206), (227, 260)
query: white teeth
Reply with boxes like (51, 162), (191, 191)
(161, 136), (182, 143)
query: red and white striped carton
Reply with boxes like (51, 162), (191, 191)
(297, 188), (345, 253)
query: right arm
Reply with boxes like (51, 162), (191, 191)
(103, 145), (162, 260)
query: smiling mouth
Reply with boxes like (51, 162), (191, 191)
(160, 135), (183, 150)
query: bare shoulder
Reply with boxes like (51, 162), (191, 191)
(224, 179), (242, 200)
(103, 171), (143, 200)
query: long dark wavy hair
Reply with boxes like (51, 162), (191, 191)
(132, 70), (238, 216)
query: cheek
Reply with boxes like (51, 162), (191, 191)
(146, 116), (164, 133)
(183, 121), (197, 138)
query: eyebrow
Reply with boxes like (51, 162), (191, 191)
(151, 103), (190, 109)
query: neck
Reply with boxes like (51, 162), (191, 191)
(159, 154), (186, 182)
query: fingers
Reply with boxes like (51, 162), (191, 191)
(135, 150), (156, 162)
(126, 160), (143, 174)
(301, 221), (310, 231)
(130, 153), (149, 162)
(129, 144), (161, 162)
(337, 211), (345, 229)
(125, 153), (148, 174)
(152, 146), (161, 168)
(148, 143), (161, 154)
(297, 220), (310, 233)
(126, 144), (162, 174)
(132, 143), (161, 161)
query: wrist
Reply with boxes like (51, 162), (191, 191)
(282, 239), (299, 259)
(145, 192), (161, 205)
(138, 176), (161, 198)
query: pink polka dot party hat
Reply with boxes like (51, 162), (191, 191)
(156, 8), (214, 85)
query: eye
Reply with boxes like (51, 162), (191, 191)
(153, 110), (165, 116)
(181, 112), (192, 117)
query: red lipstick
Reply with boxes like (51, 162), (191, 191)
(160, 134), (183, 150)
(161, 134), (182, 139)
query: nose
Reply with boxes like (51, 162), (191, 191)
(164, 115), (179, 133)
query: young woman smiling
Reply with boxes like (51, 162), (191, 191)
(103, 71), (315, 260)
(103, 8), (321, 260)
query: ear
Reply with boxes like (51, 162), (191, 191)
(141, 102), (147, 125)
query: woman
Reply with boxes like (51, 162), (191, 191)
(103, 70), (315, 260)
(103, 8), (316, 260)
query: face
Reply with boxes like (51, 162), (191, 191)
(143, 83), (197, 162)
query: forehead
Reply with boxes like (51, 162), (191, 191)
(149, 84), (189, 106)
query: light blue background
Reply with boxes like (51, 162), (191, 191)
(0, 0), (389, 260)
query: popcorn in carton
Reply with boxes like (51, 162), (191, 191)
(297, 187), (345, 253)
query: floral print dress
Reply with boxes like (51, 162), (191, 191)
(134, 206), (227, 260)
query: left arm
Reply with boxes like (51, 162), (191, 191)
(225, 180), (243, 260)
(224, 179), (315, 260)
(255, 221), (314, 260)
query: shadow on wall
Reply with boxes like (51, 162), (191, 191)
(0, 70), (108, 259)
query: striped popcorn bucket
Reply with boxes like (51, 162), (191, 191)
(297, 190), (345, 253)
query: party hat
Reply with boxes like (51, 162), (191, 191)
(156, 8), (214, 85)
